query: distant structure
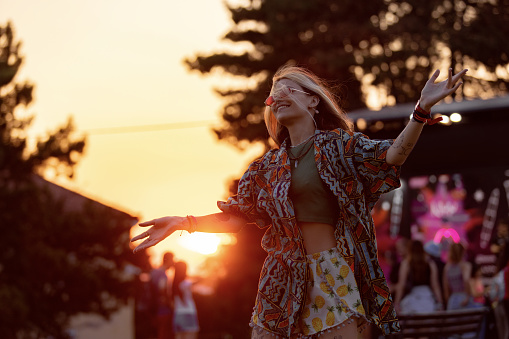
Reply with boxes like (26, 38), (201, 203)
(32, 175), (139, 339)
(347, 95), (509, 174)
(348, 95), (509, 280)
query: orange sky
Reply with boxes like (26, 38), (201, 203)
(1, 0), (264, 273)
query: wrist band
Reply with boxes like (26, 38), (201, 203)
(415, 101), (430, 115)
(412, 101), (443, 125)
(186, 215), (198, 233)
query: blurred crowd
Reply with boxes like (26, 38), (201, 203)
(134, 252), (200, 339)
(388, 218), (509, 339)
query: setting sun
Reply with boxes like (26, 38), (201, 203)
(178, 233), (222, 255)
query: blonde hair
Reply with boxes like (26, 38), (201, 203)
(264, 65), (354, 146)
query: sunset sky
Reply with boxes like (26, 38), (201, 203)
(1, 0), (265, 272)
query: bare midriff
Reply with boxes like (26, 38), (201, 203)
(299, 222), (337, 255)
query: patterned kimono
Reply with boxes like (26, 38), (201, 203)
(218, 129), (402, 337)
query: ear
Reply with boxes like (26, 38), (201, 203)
(309, 95), (320, 109)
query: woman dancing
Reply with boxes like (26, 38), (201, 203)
(131, 65), (467, 338)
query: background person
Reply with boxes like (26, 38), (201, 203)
(491, 218), (509, 273)
(150, 252), (175, 339)
(490, 218), (509, 339)
(443, 243), (471, 310)
(172, 261), (199, 339)
(469, 263), (486, 307)
(388, 237), (410, 294)
(395, 240), (443, 314)
(443, 242), (476, 310)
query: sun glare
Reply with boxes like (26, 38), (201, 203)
(178, 233), (222, 255)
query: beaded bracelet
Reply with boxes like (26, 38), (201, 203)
(411, 101), (443, 125)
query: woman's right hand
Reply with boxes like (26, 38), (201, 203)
(418, 68), (467, 111)
(130, 216), (186, 253)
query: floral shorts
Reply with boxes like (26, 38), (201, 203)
(296, 246), (367, 337)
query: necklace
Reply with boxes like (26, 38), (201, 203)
(288, 137), (314, 168)
(289, 134), (315, 148)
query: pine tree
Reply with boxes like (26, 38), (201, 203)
(0, 22), (149, 338)
(185, 0), (509, 148)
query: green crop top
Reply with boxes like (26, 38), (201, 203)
(288, 138), (338, 225)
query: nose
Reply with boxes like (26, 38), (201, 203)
(267, 90), (285, 105)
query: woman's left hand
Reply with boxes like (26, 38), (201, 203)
(419, 68), (468, 112)
(130, 216), (186, 253)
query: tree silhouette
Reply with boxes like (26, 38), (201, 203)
(185, 0), (509, 149)
(358, 0), (509, 105)
(0, 22), (149, 338)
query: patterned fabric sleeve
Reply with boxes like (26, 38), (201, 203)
(348, 132), (402, 198)
(217, 157), (272, 229)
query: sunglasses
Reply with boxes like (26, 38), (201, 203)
(264, 86), (311, 106)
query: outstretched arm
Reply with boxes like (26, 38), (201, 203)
(386, 68), (468, 166)
(130, 212), (247, 253)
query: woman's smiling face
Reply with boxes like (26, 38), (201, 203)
(268, 79), (316, 125)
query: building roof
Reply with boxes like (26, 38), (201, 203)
(347, 95), (509, 122)
(32, 174), (138, 224)
(345, 94), (509, 175)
